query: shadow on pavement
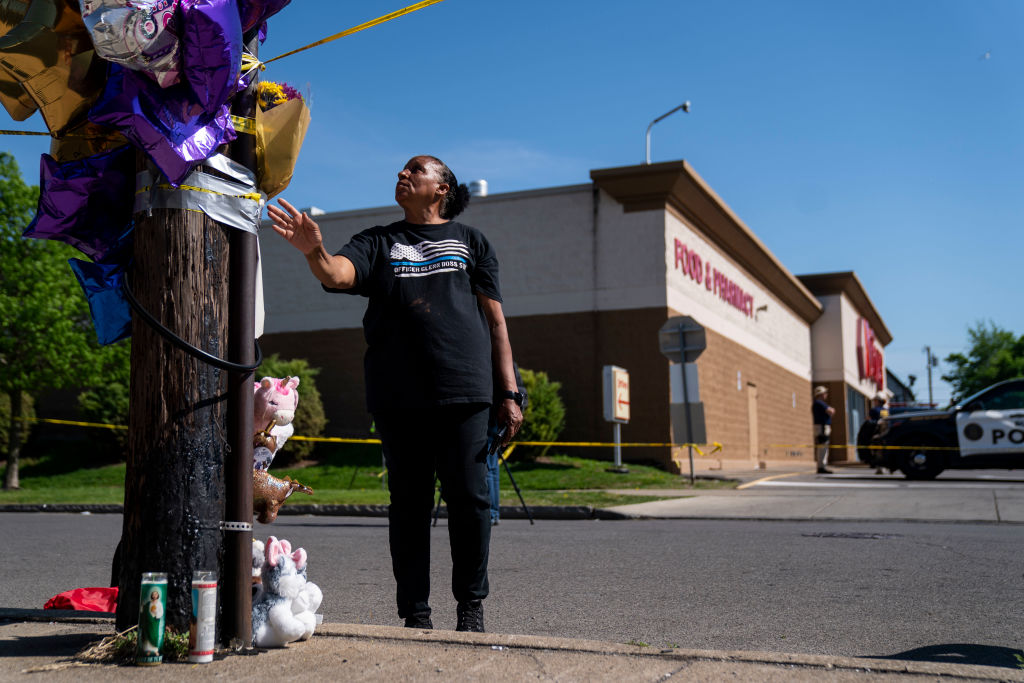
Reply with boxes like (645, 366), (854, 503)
(875, 643), (1022, 669)
(0, 631), (103, 658)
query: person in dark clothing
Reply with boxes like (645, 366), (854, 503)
(812, 385), (835, 474)
(868, 393), (888, 421)
(268, 155), (524, 633)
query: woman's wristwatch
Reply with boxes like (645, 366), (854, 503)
(500, 390), (525, 407)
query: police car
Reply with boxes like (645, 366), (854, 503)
(859, 378), (1024, 479)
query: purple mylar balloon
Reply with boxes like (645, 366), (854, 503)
(68, 258), (132, 346)
(237, 0), (292, 34)
(89, 64), (236, 185)
(181, 0), (243, 112)
(23, 145), (135, 265)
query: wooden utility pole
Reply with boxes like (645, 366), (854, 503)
(115, 200), (230, 632)
(114, 32), (261, 644)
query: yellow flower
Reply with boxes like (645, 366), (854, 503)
(257, 81), (288, 111)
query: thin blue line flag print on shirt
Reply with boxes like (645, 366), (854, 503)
(390, 239), (470, 278)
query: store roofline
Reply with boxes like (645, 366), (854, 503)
(590, 160), (824, 325)
(795, 271), (893, 346)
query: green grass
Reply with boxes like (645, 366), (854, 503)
(504, 454), (735, 491)
(0, 443), (733, 507)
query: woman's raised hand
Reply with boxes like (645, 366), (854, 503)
(267, 198), (324, 255)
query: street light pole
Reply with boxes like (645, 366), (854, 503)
(645, 101), (691, 164)
(923, 345), (936, 407)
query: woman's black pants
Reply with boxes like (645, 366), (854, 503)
(375, 403), (491, 619)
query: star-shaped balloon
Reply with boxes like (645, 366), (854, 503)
(23, 143), (135, 264)
(0, 0), (106, 134)
(69, 257), (131, 345)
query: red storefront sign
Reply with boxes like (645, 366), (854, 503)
(672, 238), (754, 318)
(857, 317), (884, 388)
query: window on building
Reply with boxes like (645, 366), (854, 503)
(847, 387), (867, 433)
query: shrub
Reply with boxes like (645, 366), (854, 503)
(515, 368), (566, 461)
(257, 354), (327, 464)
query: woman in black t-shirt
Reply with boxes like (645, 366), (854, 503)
(268, 156), (523, 633)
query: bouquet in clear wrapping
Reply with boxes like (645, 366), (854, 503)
(255, 80), (310, 199)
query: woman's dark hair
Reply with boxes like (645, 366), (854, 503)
(424, 156), (470, 219)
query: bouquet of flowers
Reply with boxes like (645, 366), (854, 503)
(255, 80), (311, 198)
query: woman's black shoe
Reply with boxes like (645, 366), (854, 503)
(456, 600), (485, 632)
(404, 613), (433, 629)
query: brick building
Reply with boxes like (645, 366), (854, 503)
(257, 160), (890, 471)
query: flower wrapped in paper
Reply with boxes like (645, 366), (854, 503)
(255, 79), (309, 199)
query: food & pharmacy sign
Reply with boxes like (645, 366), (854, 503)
(672, 238), (755, 319)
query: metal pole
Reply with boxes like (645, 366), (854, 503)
(223, 29), (259, 649)
(679, 325), (695, 486)
(644, 101), (690, 164)
(613, 422), (622, 469)
(501, 457), (534, 525)
(925, 345), (934, 407)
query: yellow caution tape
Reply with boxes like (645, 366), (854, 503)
(499, 443), (517, 464)
(13, 416), (127, 430)
(230, 115), (256, 135)
(240, 54), (265, 74)
(264, 0), (445, 65)
(0, 129), (105, 138)
(135, 182), (262, 203)
(288, 435), (382, 444)
(16, 416), (962, 454)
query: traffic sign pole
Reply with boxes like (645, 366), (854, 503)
(680, 323), (695, 486)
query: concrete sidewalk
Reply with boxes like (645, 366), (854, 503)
(602, 461), (1024, 523)
(3, 613), (1022, 681)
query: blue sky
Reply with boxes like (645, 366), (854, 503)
(3, 1), (1021, 404)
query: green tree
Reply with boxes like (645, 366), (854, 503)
(77, 340), (132, 455)
(515, 368), (566, 461)
(0, 152), (121, 488)
(942, 321), (1024, 402)
(256, 353), (328, 464)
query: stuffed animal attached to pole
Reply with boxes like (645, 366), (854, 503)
(252, 375), (313, 523)
(252, 536), (322, 648)
(253, 375), (300, 471)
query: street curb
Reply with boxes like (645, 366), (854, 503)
(317, 623), (1024, 681)
(0, 608), (114, 623)
(5, 611), (1016, 681)
(4, 504), (1023, 525)
(0, 503), (633, 520)
(596, 511), (1024, 525)
(0, 504), (123, 514)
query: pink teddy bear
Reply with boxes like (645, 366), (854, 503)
(253, 376), (300, 471)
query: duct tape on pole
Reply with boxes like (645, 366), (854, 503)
(602, 365), (630, 473)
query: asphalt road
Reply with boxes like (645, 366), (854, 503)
(3, 488), (1024, 670)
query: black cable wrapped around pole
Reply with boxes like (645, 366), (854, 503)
(222, 29), (260, 648)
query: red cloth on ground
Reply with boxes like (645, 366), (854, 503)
(44, 587), (118, 612)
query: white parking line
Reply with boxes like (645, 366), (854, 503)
(753, 480), (1024, 489)
(755, 481), (903, 488)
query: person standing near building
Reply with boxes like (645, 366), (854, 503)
(812, 385), (835, 474)
(869, 393), (888, 421)
(267, 155), (524, 633)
